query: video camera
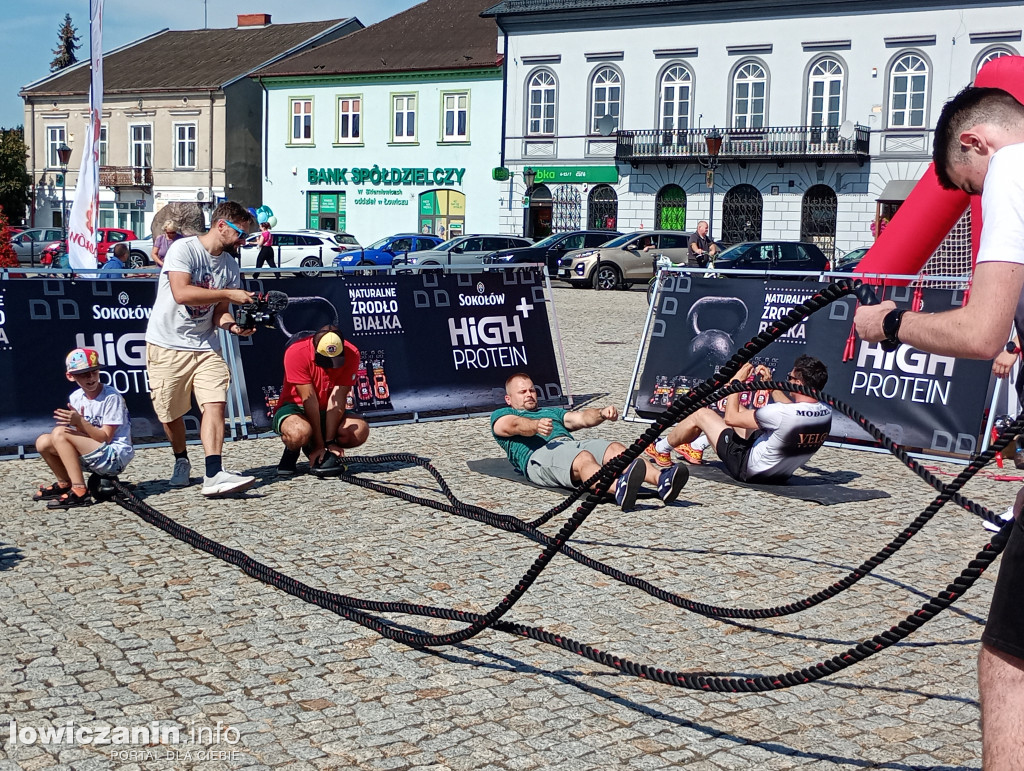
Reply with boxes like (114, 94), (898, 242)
(234, 290), (289, 330)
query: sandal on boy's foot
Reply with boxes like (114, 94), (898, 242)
(46, 490), (92, 509)
(614, 459), (646, 512)
(32, 481), (71, 501)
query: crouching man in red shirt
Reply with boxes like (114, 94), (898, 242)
(272, 325), (369, 476)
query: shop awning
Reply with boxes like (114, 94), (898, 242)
(877, 179), (918, 203)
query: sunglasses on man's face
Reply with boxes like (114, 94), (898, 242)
(221, 219), (247, 238)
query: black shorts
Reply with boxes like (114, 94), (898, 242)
(982, 514), (1024, 659)
(716, 428), (753, 481)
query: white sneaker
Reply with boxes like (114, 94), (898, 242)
(169, 458), (191, 487)
(984, 506), (1015, 533)
(201, 469), (256, 497)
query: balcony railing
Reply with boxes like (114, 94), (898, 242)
(615, 124), (871, 165)
(99, 166), (153, 189)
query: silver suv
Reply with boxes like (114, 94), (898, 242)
(405, 234), (533, 270)
(558, 230), (691, 289)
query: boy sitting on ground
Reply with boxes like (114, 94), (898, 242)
(32, 348), (135, 508)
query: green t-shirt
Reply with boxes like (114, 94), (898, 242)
(491, 406), (574, 474)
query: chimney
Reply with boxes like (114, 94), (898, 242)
(237, 13), (272, 27)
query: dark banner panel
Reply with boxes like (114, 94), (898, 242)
(0, 278), (201, 447)
(637, 275), (991, 456)
(237, 270), (562, 429)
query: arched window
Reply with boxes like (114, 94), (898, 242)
(660, 65), (692, 131)
(721, 184), (763, 245)
(808, 57), (844, 127)
(590, 67), (621, 134)
(587, 185), (618, 230)
(527, 70), (557, 136)
(655, 185), (686, 230)
(800, 184), (838, 261)
(974, 46), (1017, 78)
(732, 62), (766, 129)
(888, 53), (928, 128)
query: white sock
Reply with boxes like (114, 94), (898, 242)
(691, 435), (710, 452)
(655, 437), (673, 454)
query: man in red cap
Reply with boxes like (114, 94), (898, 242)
(272, 325), (369, 476)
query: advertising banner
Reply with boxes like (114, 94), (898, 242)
(0, 278), (199, 447)
(636, 275), (992, 456)
(236, 270), (562, 429)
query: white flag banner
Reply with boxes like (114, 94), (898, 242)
(67, 0), (104, 271)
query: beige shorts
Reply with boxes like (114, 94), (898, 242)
(146, 344), (230, 423)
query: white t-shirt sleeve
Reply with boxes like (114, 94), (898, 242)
(753, 402), (784, 431)
(976, 144), (1024, 267)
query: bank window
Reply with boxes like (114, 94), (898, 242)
(337, 96), (361, 143)
(46, 125), (66, 168)
(174, 123), (197, 169)
(98, 124), (108, 166)
(732, 61), (767, 129)
(527, 69), (557, 136)
(290, 98), (313, 144)
(888, 53), (928, 128)
(442, 92), (468, 141)
(393, 94), (417, 142)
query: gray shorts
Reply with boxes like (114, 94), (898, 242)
(80, 442), (132, 476)
(525, 439), (615, 489)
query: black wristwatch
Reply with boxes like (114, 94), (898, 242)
(881, 309), (906, 352)
(1007, 341), (1021, 355)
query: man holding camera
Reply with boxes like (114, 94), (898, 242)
(144, 201), (258, 496)
(272, 325), (369, 476)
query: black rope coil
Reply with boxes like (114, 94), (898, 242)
(106, 278), (1018, 692)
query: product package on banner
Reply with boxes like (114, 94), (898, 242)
(0, 279), (203, 448)
(236, 270), (562, 429)
(636, 275), (992, 457)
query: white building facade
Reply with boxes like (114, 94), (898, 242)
(484, 0), (1021, 261)
(258, 70), (504, 243)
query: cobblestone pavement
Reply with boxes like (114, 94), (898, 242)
(0, 283), (1013, 770)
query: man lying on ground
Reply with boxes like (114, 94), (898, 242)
(491, 372), (688, 511)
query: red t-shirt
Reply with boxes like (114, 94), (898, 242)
(278, 336), (359, 408)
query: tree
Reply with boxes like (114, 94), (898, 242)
(0, 206), (19, 270)
(50, 14), (80, 72)
(0, 127), (31, 225)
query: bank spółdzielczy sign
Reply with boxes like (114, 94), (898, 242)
(308, 167), (465, 187)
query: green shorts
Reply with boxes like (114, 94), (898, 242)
(272, 403), (327, 435)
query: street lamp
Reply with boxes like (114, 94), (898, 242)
(522, 167), (537, 239)
(56, 143), (72, 250)
(697, 128), (723, 240)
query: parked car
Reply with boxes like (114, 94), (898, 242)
(11, 228), (65, 265)
(557, 230), (691, 289)
(239, 229), (361, 276)
(123, 235), (154, 268)
(833, 246), (870, 272)
(95, 227), (137, 263)
(405, 235), (533, 270)
(483, 229), (621, 276)
(712, 241), (830, 279)
(332, 233), (443, 270)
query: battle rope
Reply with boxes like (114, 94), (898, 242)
(104, 278), (1018, 692)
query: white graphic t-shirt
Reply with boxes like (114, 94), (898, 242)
(743, 401), (833, 482)
(70, 384), (135, 465)
(145, 236), (241, 352)
(975, 143), (1024, 268)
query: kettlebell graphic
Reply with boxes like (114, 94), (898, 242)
(685, 296), (748, 372)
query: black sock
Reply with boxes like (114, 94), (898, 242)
(174, 450), (189, 461)
(205, 455), (223, 478)
(279, 447), (300, 469)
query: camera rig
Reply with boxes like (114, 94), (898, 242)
(234, 290), (289, 330)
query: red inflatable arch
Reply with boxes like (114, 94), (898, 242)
(854, 55), (1024, 282)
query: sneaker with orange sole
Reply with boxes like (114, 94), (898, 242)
(675, 442), (704, 465)
(643, 444), (673, 468)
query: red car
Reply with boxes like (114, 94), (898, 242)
(95, 227), (137, 262)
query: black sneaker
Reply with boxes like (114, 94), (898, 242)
(613, 459), (645, 512)
(277, 448), (299, 477)
(46, 490), (92, 509)
(311, 452), (347, 478)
